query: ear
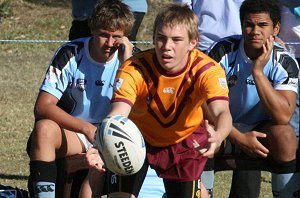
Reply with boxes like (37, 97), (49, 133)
(273, 22), (280, 36)
(189, 38), (198, 51)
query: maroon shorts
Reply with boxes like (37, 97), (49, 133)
(146, 125), (208, 181)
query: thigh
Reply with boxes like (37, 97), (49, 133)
(163, 179), (201, 198)
(56, 128), (86, 158)
(255, 122), (297, 161)
(106, 161), (148, 197)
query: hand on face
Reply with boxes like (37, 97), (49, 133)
(113, 36), (134, 63)
(252, 35), (274, 72)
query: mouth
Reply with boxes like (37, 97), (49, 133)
(248, 37), (262, 43)
(161, 54), (172, 63)
(104, 48), (111, 53)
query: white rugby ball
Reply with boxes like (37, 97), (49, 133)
(95, 115), (146, 175)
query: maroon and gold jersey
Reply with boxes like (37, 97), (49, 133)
(112, 48), (229, 147)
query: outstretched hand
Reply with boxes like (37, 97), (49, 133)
(193, 120), (223, 158)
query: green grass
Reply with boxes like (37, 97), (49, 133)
(0, 0), (272, 197)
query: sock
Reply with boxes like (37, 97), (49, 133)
(229, 170), (261, 198)
(30, 161), (56, 198)
(201, 170), (214, 198)
(34, 181), (55, 198)
(272, 172), (300, 198)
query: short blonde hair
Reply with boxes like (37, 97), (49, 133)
(153, 3), (199, 41)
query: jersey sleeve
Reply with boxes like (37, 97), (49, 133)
(40, 45), (75, 100)
(112, 60), (145, 106)
(272, 54), (299, 93)
(200, 63), (229, 103)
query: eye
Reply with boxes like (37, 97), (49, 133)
(173, 38), (183, 42)
(112, 35), (122, 40)
(156, 35), (166, 41)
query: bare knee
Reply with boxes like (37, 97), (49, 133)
(268, 124), (297, 162)
(30, 119), (62, 159)
(33, 119), (61, 144)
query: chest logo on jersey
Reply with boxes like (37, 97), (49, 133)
(227, 75), (238, 87)
(245, 79), (255, 85)
(95, 80), (104, 86)
(163, 87), (175, 94)
(76, 79), (87, 91)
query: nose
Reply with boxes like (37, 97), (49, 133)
(162, 39), (172, 50)
(252, 25), (260, 34)
(107, 36), (115, 47)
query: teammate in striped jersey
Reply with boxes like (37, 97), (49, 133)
(205, 0), (299, 197)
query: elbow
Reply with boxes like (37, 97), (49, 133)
(272, 114), (292, 125)
(33, 106), (43, 120)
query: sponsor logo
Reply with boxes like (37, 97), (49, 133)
(288, 78), (298, 88)
(115, 141), (134, 174)
(163, 87), (175, 94)
(46, 65), (62, 83)
(76, 79), (87, 91)
(113, 78), (124, 91)
(245, 79), (255, 85)
(218, 78), (228, 89)
(95, 80), (104, 86)
(196, 190), (201, 198)
(35, 184), (55, 193)
(227, 75), (237, 87)
(110, 174), (117, 184)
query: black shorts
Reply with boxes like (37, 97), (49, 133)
(105, 163), (203, 198)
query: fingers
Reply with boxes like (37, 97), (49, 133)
(86, 147), (106, 172)
(193, 139), (208, 154)
(252, 131), (267, 138)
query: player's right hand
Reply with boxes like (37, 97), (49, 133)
(236, 131), (269, 158)
(85, 147), (106, 172)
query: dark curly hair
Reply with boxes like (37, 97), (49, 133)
(240, 0), (281, 27)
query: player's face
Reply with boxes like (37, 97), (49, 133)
(91, 29), (125, 62)
(154, 24), (197, 72)
(242, 13), (280, 58)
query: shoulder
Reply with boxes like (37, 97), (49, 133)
(189, 49), (225, 75)
(273, 44), (299, 78)
(51, 39), (86, 70)
(207, 35), (242, 62)
(121, 49), (155, 71)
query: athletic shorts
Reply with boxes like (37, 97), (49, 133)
(146, 125), (208, 181)
(76, 133), (93, 151)
(105, 124), (208, 196)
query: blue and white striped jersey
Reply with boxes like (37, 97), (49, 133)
(207, 35), (299, 125)
(40, 37), (120, 125)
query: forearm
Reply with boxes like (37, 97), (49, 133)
(228, 126), (242, 145)
(252, 69), (294, 123)
(214, 111), (232, 142)
(35, 104), (94, 135)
